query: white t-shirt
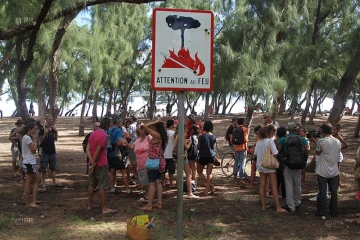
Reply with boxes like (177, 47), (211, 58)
(254, 138), (278, 173)
(164, 129), (175, 159)
(316, 137), (341, 178)
(22, 135), (36, 164)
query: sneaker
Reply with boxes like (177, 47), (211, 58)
(186, 195), (200, 199)
(309, 196), (317, 202)
(282, 205), (295, 212)
(314, 212), (326, 220)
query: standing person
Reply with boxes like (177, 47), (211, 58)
(253, 126), (286, 213)
(315, 123), (341, 219)
(128, 115), (138, 178)
(29, 101), (35, 116)
(140, 119), (168, 211)
(121, 124), (151, 202)
(274, 127), (287, 198)
(186, 114), (203, 139)
(225, 118), (238, 147)
(166, 103), (171, 117)
(332, 123), (349, 189)
(230, 118), (249, 184)
(197, 121), (217, 196)
(107, 116), (130, 194)
(163, 119), (176, 188)
(82, 122), (100, 175)
(0, 109), (3, 119)
(188, 124), (200, 185)
(247, 124), (263, 189)
(298, 126), (310, 184)
(22, 122), (41, 207)
(9, 119), (24, 176)
(38, 115), (62, 192)
(278, 122), (309, 212)
(86, 117), (116, 214)
(174, 124), (199, 199)
(263, 113), (280, 128)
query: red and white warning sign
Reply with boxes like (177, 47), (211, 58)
(151, 8), (214, 92)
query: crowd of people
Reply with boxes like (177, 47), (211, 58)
(6, 112), (360, 224)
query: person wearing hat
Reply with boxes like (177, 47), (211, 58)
(0, 109), (3, 119)
(186, 114), (203, 139)
(9, 119), (24, 176)
(107, 116), (131, 194)
(277, 122), (309, 212)
(263, 113), (280, 128)
(225, 118), (238, 147)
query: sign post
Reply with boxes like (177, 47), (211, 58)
(152, 8), (214, 240)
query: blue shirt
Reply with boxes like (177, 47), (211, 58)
(107, 127), (123, 158)
(198, 133), (216, 158)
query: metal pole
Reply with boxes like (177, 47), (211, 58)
(176, 91), (185, 240)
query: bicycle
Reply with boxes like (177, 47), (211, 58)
(221, 145), (254, 183)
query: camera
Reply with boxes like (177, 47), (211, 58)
(306, 130), (321, 139)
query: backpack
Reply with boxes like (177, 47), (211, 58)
(187, 136), (198, 160)
(232, 126), (245, 145)
(106, 127), (123, 159)
(285, 135), (307, 169)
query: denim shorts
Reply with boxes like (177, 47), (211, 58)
(40, 153), (56, 172)
(138, 168), (149, 186)
(148, 169), (162, 183)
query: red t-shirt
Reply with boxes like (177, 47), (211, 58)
(88, 129), (108, 166)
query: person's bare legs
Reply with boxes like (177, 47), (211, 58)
(206, 163), (214, 194)
(120, 169), (130, 191)
(155, 179), (162, 206)
(189, 160), (197, 185)
(197, 164), (207, 189)
(109, 168), (116, 190)
(50, 170), (56, 185)
(24, 173), (34, 206)
(268, 172), (285, 211)
(87, 186), (95, 209)
(168, 173), (174, 187)
(184, 163), (197, 197)
(259, 172), (267, 210)
(32, 172), (41, 204)
(301, 169), (306, 185)
(248, 161), (257, 189)
(41, 171), (46, 189)
(141, 182), (156, 210)
(99, 189), (115, 213)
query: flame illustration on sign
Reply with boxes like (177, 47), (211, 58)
(159, 15), (206, 76)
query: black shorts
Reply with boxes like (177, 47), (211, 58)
(198, 157), (215, 166)
(165, 158), (176, 174)
(108, 157), (127, 170)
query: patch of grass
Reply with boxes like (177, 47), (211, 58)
(214, 214), (222, 223)
(0, 217), (12, 230)
(66, 215), (86, 225)
(248, 215), (265, 225)
(235, 196), (243, 202)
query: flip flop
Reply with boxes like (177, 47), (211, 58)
(139, 197), (148, 203)
(53, 184), (64, 187)
(102, 209), (116, 214)
(139, 206), (152, 211)
(153, 204), (162, 209)
(35, 200), (42, 204)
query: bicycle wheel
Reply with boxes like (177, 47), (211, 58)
(244, 157), (252, 182)
(221, 152), (235, 177)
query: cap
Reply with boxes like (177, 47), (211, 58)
(263, 113), (271, 118)
(188, 114), (195, 120)
(15, 119), (23, 126)
(287, 122), (297, 130)
(231, 117), (238, 122)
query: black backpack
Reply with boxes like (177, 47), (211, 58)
(232, 126), (245, 145)
(187, 136), (198, 160)
(285, 135), (307, 169)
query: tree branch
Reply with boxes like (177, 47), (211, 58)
(0, 44), (16, 70)
(0, 0), (165, 40)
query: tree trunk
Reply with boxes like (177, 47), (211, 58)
(0, 44), (16, 69)
(309, 89), (319, 124)
(7, 77), (20, 114)
(227, 95), (241, 114)
(149, 88), (156, 120)
(301, 82), (315, 125)
(15, 0), (54, 120)
(79, 77), (94, 136)
(350, 91), (356, 114)
(92, 89), (99, 122)
(86, 101), (92, 117)
(203, 92), (211, 121)
(221, 93), (228, 115)
(106, 88), (114, 115)
(328, 43), (360, 124)
(113, 91), (118, 113)
(49, 13), (77, 123)
(354, 115), (360, 138)
(65, 100), (84, 116)
(279, 95), (286, 114)
(101, 88), (107, 118)
(35, 60), (47, 121)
